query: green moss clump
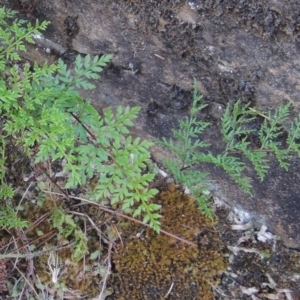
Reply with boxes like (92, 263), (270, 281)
(111, 185), (228, 299)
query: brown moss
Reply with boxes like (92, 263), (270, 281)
(111, 185), (228, 299)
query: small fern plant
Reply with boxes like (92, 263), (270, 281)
(221, 100), (300, 182)
(161, 80), (300, 217)
(51, 207), (88, 262)
(160, 82), (213, 218)
(0, 7), (160, 260)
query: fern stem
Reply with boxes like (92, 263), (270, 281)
(0, 24), (44, 57)
(70, 112), (96, 139)
(260, 123), (278, 149)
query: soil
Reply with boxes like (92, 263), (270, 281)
(2, 0), (300, 299)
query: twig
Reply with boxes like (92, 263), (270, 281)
(83, 215), (87, 275)
(42, 190), (197, 247)
(112, 224), (123, 247)
(154, 53), (165, 60)
(8, 229), (56, 255)
(249, 107), (270, 120)
(70, 112), (96, 140)
(0, 242), (74, 259)
(70, 210), (112, 249)
(98, 242), (112, 300)
(69, 211), (109, 243)
(17, 181), (34, 213)
(15, 264), (39, 299)
(207, 279), (227, 297)
(36, 274), (47, 299)
(164, 281), (174, 298)
(37, 164), (70, 200)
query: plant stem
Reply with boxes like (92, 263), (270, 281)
(42, 190), (197, 247)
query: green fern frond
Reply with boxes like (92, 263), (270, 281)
(238, 143), (269, 181)
(259, 102), (291, 148)
(221, 100), (255, 150)
(0, 204), (27, 229)
(287, 114), (300, 155)
(51, 207), (88, 262)
(0, 7), (161, 239)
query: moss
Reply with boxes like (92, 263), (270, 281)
(35, 234), (105, 298)
(111, 185), (228, 299)
(17, 196), (107, 298)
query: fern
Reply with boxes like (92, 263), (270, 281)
(160, 80), (213, 218)
(259, 103), (291, 148)
(55, 53), (113, 90)
(0, 138), (26, 230)
(221, 100), (297, 179)
(238, 142), (269, 181)
(0, 14), (49, 65)
(221, 100), (255, 150)
(0, 204), (27, 229)
(221, 101), (269, 181)
(257, 103), (292, 170)
(0, 6), (161, 250)
(161, 80), (300, 217)
(163, 84), (210, 167)
(0, 136), (26, 229)
(51, 207), (88, 262)
(287, 114), (300, 155)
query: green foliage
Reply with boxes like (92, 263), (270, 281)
(258, 103), (291, 170)
(0, 6), (160, 253)
(161, 80), (213, 219)
(161, 80), (300, 217)
(0, 137), (13, 199)
(221, 100), (298, 182)
(51, 207), (88, 262)
(0, 136), (26, 229)
(220, 100), (260, 190)
(0, 9), (49, 66)
(0, 203), (27, 229)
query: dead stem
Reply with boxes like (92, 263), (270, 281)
(249, 107), (271, 120)
(97, 242), (112, 300)
(0, 242), (74, 259)
(42, 190), (197, 247)
(14, 264), (39, 299)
